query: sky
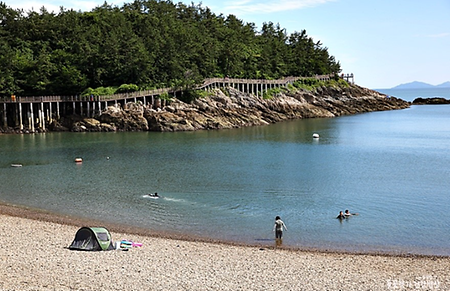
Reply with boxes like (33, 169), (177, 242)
(7, 0), (450, 89)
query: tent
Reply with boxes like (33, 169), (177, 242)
(69, 227), (115, 251)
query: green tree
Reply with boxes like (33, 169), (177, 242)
(257, 22), (289, 79)
(0, 0), (342, 96)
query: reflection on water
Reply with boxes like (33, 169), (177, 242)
(1, 105), (450, 255)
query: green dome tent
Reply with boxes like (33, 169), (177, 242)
(69, 227), (115, 251)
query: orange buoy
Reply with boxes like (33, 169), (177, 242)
(74, 158), (83, 163)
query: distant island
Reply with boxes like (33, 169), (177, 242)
(412, 97), (450, 105)
(392, 81), (450, 89)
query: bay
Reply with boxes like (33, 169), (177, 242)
(1, 102), (450, 255)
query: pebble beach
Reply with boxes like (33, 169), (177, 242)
(1, 204), (449, 291)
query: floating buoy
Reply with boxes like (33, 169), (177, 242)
(74, 157), (83, 163)
(312, 133), (320, 139)
(11, 164), (23, 167)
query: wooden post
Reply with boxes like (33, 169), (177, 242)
(27, 111), (31, 130)
(41, 102), (45, 130)
(30, 103), (34, 132)
(48, 102), (52, 123)
(3, 103), (6, 128)
(57, 102), (60, 119)
(19, 102), (23, 130)
(41, 109), (45, 131)
(37, 108), (41, 129)
(73, 101), (76, 115)
(13, 103), (18, 127)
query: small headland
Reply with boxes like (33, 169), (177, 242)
(1, 81), (410, 134)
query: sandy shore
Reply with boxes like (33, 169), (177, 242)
(1, 204), (449, 290)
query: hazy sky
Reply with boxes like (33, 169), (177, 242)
(8, 0), (450, 89)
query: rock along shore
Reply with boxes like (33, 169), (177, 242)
(2, 83), (410, 134)
(412, 97), (450, 105)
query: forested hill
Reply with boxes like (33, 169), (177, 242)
(0, 0), (341, 97)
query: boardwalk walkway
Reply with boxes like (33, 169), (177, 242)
(0, 74), (339, 131)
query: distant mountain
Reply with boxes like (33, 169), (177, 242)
(392, 81), (435, 89)
(392, 81), (450, 89)
(436, 81), (450, 88)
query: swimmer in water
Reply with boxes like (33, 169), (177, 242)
(336, 211), (345, 219)
(344, 209), (358, 217)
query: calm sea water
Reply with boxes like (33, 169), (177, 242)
(377, 87), (450, 102)
(1, 89), (450, 255)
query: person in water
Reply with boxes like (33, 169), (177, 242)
(344, 209), (358, 217)
(273, 216), (287, 240)
(336, 211), (346, 219)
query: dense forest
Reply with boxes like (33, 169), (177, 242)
(0, 0), (341, 97)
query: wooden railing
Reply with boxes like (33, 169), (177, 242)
(0, 75), (336, 103)
(0, 87), (174, 103)
(200, 75), (332, 88)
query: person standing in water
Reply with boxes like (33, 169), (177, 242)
(336, 211), (346, 219)
(273, 216), (287, 242)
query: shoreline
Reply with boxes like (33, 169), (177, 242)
(1, 83), (410, 134)
(0, 201), (447, 259)
(1, 203), (449, 290)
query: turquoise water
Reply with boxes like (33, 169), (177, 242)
(1, 104), (450, 255)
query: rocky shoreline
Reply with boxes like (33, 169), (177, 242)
(2, 83), (410, 134)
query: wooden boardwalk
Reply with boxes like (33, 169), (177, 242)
(0, 74), (338, 131)
(0, 75), (333, 104)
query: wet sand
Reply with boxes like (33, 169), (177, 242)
(1, 203), (449, 290)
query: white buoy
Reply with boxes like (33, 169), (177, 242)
(312, 133), (320, 139)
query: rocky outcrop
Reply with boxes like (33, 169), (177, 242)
(53, 102), (148, 132)
(49, 83), (409, 133)
(412, 97), (450, 105)
(139, 83), (409, 132)
(100, 102), (148, 131)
